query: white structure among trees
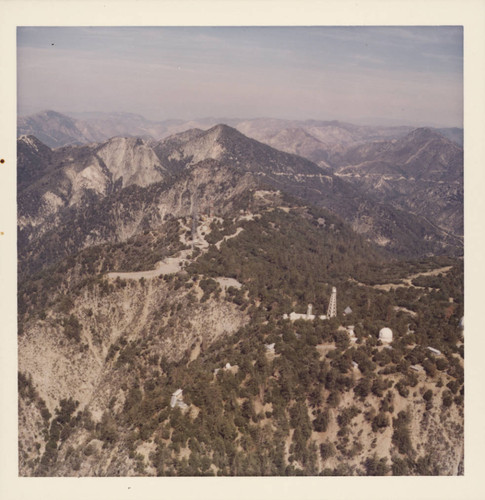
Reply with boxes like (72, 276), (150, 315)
(282, 287), (337, 321)
(265, 343), (275, 353)
(170, 389), (188, 409)
(327, 287), (337, 318)
(379, 327), (393, 343)
(347, 325), (356, 342)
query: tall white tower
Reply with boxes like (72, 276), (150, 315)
(307, 304), (313, 318)
(327, 287), (337, 318)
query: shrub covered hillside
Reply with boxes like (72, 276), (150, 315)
(18, 190), (463, 476)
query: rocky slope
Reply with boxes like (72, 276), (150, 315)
(18, 154), (256, 278)
(18, 134), (166, 223)
(153, 123), (324, 175)
(18, 134), (168, 272)
(19, 256), (249, 475)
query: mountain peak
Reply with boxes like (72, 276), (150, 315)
(210, 123), (235, 131)
(26, 110), (76, 123)
(407, 127), (448, 143)
(18, 133), (42, 143)
(101, 136), (146, 147)
(40, 109), (67, 118)
(18, 134), (52, 153)
(206, 123), (242, 139)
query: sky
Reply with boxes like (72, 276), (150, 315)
(17, 26), (463, 127)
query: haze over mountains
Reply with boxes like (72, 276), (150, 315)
(18, 109), (463, 150)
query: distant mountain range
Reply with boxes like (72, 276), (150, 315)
(18, 110), (463, 150)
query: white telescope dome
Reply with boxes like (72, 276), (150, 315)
(379, 327), (393, 343)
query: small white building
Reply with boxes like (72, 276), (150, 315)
(286, 311), (327, 321)
(265, 343), (275, 353)
(343, 306), (353, 316)
(170, 389), (184, 408)
(215, 362), (238, 374)
(379, 327), (393, 343)
(427, 347), (441, 356)
(347, 325), (357, 343)
(289, 311), (314, 321)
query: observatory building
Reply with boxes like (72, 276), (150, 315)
(379, 327), (393, 343)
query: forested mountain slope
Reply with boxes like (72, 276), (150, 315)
(19, 185), (463, 476)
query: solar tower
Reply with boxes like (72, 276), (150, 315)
(327, 287), (337, 318)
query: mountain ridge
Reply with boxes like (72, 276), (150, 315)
(18, 124), (463, 274)
(152, 124), (463, 257)
(330, 127), (463, 237)
(18, 110), (463, 149)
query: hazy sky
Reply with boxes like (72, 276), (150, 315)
(17, 26), (463, 127)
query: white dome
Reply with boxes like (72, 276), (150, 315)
(379, 327), (393, 343)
